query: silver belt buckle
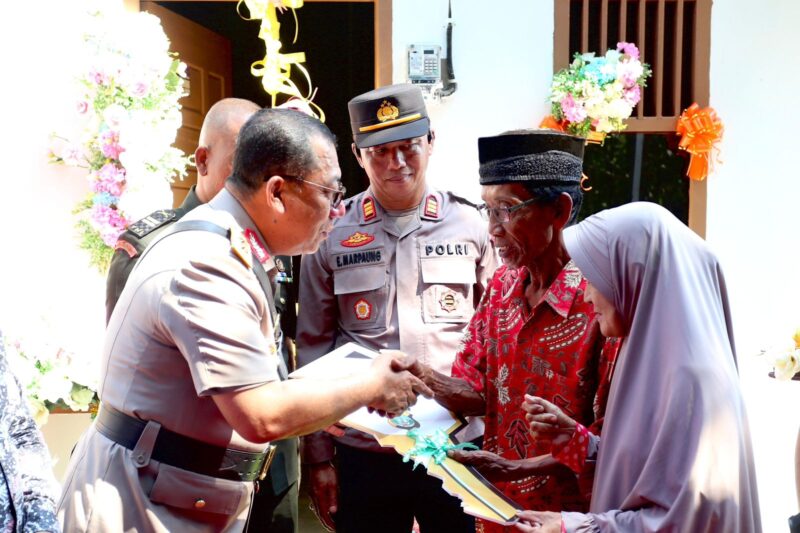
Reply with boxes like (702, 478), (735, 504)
(258, 444), (277, 481)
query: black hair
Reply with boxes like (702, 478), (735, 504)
(522, 182), (584, 226)
(229, 108), (336, 193)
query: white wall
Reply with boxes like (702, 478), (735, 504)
(708, 1), (800, 530)
(392, 0), (553, 202)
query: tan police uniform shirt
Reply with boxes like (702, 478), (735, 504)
(58, 189), (281, 533)
(297, 187), (497, 459)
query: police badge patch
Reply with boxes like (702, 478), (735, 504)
(439, 290), (459, 313)
(354, 299), (372, 320)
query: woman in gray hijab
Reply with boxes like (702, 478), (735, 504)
(514, 202), (761, 532)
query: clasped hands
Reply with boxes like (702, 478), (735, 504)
(365, 350), (433, 418)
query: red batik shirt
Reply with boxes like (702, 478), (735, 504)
(451, 262), (619, 533)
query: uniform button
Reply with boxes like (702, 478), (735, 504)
(194, 499), (206, 509)
(134, 454), (146, 466)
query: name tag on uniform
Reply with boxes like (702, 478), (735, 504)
(334, 247), (384, 269)
(423, 242), (472, 257)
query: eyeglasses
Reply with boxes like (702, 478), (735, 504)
(284, 175), (346, 209)
(477, 197), (539, 223)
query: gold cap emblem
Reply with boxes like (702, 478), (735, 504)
(377, 100), (399, 123)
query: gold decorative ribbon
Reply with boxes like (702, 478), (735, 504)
(237, 0), (325, 122)
(676, 103), (723, 181)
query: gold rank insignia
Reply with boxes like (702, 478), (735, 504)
(377, 100), (399, 122)
(362, 196), (376, 221)
(424, 194), (439, 219)
(340, 231), (375, 248)
(230, 227), (252, 269)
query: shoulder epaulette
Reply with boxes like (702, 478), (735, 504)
(446, 191), (481, 210)
(126, 209), (178, 239)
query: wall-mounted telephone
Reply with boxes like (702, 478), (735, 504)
(407, 44), (442, 86)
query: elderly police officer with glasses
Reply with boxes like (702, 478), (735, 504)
(405, 129), (620, 533)
(297, 83), (497, 533)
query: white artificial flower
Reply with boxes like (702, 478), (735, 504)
(773, 349), (800, 381)
(37, 370), (74, 404)
(103, 104), (128, 130)
(118, 184), (172, 222)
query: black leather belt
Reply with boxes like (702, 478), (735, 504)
(96, 405), (275, 482)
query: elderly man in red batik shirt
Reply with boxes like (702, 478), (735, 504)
(409, 130), (619, 533)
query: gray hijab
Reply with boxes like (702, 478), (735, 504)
(562, 202), (761, 532)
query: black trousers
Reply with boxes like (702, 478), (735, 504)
(335, 443), (474, 533)
(246, 481), (298, 533)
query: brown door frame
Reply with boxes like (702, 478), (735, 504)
(126, 0), (392, 88)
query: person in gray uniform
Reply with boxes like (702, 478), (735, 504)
(104, 97), (303, 533)
(297, 83), (497, 533)
(58, 107), (431, 533)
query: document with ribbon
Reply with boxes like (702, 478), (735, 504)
(289, 342), (521, 525)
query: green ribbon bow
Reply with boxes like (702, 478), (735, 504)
(402, 429), (478, 470)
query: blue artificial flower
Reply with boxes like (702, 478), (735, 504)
(583, 58), (616, 85)
(92, 192), (118, 206)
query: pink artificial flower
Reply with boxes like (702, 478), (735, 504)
(90, 205), (129, 246)
(99, 130), (125, 160)
(616, 41), (640, 60)
(560, 94), (588, 123)
(620, 73), (638, 88)
(93, 163), (126, 197)
(76, 100), (89, 114)
(623, 85), (641, 106)
(90, 70), (109, 86)
(130, 81), (149, 98)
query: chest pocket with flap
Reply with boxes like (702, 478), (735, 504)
(332, 253), (387, 331)
(419, 255), (476, 324)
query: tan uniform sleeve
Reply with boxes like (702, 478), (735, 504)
(160, 248), (281, 396)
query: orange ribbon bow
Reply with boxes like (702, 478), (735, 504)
(676, 103), (723, 181)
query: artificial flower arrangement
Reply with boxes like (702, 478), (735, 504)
(4, 327), (99, 426)
(762, 328), (800, 381)
(50, 6), (189, 272)
(542, 42), (651, 140)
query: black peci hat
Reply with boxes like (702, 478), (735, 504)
(349, 84), (430, 149)
(478, 130), (585, 186)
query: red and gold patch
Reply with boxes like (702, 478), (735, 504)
(340, 231), (375, 248)
(354, 298), (372, 320)
(244, 228), (270, 264)
(423, 195), (439, 219)
(362, 197), (376, 221)
(114, 240), (138, 259)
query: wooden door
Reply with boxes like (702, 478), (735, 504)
(141, 2), (233, 207)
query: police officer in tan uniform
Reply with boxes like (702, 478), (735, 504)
(103, 98), (303, 533)
(297, 84), (497, 533)
(58, 108), (432, 533)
